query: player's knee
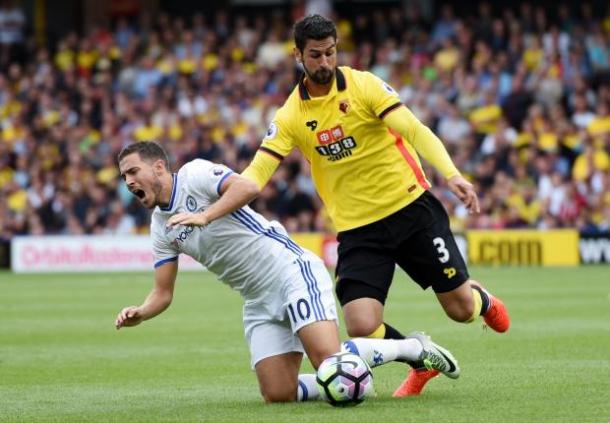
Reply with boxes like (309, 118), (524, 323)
(438, 282), (477, 322)
(443, 302), (475, 322)
(345, 319), (381, 338)
(308, 349), (334, 370)
(448, 308), (474, 323)
(261, 384), (297, 403)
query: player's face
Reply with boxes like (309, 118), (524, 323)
(299, 37), (337, 85)
(119, 153), (165, 209)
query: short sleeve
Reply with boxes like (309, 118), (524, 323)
(151, 220), (179, 268)
(259, 112), (296, 159)
(184, 159), (234, 200)
(362, 71), (403, 119)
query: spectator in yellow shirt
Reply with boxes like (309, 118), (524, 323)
(470, 90), (502, 135)
(134, 113), (163, 142)
(572, 143), (610, 182)
(587, 101), (610, 142)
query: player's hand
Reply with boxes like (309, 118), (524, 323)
(447, 175), (480, 214)
(115, 306), (144, 329)
(166, 212), (209, 228)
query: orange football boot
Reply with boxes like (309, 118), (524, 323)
(483, 295), (510, 333)
(393, 368), (440, 397)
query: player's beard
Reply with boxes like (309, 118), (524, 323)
(303, 63), (334, 85)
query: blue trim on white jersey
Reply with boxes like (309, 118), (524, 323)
(238, 210), (304, 255)
(154, 256), (178, 268)
(296, 258), (322, 321)
(303, 259), (327, 320)
(231, 210), (300, 256)
(231, 209), (304, 256)
(268, 226), (304, 255)
(216, 171), (234, 196)
(160, 174), (178, 211)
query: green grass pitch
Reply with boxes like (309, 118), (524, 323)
(1, 266), (609, 422)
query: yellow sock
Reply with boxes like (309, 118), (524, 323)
(467, 288), (483, 323)
(367, 323), (386, 339)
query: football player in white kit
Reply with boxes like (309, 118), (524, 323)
(115, 142), (460, 403)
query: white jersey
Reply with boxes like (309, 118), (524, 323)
(151, 159), (306, 298)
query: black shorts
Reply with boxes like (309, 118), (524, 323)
(335, 191), (469, 306)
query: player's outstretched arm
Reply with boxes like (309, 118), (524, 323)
(383, 106), (479, 214)
(115, 261), (178, 329)
(167, 173), (260, 228)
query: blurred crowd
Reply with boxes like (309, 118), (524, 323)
(1, 1), (610, 239)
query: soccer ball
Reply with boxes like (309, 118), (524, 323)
(316, 352), (374, 407)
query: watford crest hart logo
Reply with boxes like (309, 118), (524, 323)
(339, 100), (349, 114)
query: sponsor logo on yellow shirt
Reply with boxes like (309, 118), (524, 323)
(314, 125), (357, 162)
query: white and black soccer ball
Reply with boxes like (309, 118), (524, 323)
(316, 352), (374, 407)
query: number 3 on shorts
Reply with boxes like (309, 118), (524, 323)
(287, 298), (311, 324)
(433, 237), (450, 263)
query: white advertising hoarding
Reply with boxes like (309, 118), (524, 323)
(11, 235), (205, 273)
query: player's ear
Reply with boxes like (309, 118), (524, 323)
(153, 159), (167, 175)
(293, 47), (302, 64)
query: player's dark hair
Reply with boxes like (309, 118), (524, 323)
(293, 14), (337, 52)
(117, 141), (170, 170)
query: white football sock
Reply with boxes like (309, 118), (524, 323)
(343, 338), (423, 368)
(297, 373), (320, 401)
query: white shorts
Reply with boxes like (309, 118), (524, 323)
(243, 252), (338, 368)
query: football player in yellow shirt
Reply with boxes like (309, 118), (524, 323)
(168, 15), (510, 397)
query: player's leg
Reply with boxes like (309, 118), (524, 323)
(332, 245), (413, 354)
(334, 243), (397, 339)
(247, 320), (324, 402)
(335, 221), (428, 346)
(294, 320), (340, 402)
(245, 279), (323, 404)
(334, 227), (442, 396)
(391, 225), (470, 397)
(343, 333), (459, 379)
(399, 192), (510, 332)
(297, 320), (341, 368)
(436, 279), (510, 332)
(382, 192), (489, 396)
(338, 281), (433, 368)
(255, 352), (303, 403)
